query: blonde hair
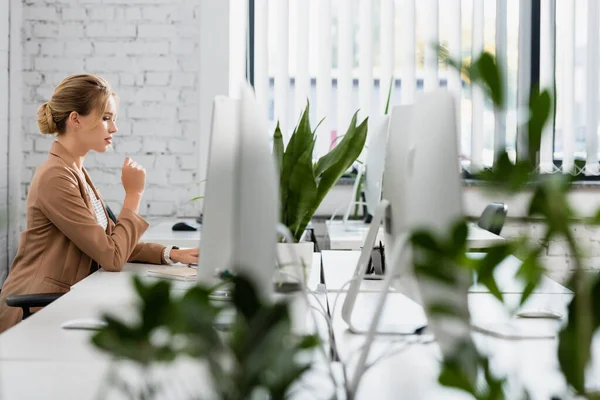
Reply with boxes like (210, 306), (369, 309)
(37, 74), (115, 135)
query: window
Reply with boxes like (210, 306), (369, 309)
(248, 0), (597, 177)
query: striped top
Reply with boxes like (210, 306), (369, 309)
(85, 182), (108, 231)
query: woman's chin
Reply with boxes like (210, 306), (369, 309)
(97, 144), (113, 153)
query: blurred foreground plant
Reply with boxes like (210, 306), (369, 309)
(424, 46), (600, 399)
(92, 274), (319, 400)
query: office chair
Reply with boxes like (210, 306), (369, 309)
(5, 206), (119, 320)
(477, 202), (508, 236)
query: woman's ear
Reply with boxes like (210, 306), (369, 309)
(68, 111), (80, 130)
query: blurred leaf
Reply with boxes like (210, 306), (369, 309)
(558, 273), (600, 394)
(410, 231), (441, 254)
(516, 248), (545, 306)
(448, 220), (469, 258)
(428, 302), (470, 320)
(474, 243), (512, 303)
(232, 274), (262, 321)
(527, 88), (552, 166)
(473, 52), (505, 110)
(438, 340), (479, 396)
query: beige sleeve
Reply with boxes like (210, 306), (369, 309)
(128, 242), (166, 265)
(36, 167), (150, 272)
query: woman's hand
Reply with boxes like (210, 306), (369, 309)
(121, 157), (146, 195)
(170, 248), (199, 265)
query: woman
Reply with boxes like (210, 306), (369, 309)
(0, 74), (198, 333)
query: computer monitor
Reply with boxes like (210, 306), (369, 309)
(348, 90), (476, 393)
(198, 84), (279, 300)
(364, 115), (390, 217)
(341, 105), (413, 333)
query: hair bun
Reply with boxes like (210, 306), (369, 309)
(37, 102), (57, 134)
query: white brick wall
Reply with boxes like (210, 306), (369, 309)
(21, 0), (202, 222)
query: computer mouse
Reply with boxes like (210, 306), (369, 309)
(516, 308), (563, 320)
(172, 222), (198, 231)
(61, 318), (107, 330)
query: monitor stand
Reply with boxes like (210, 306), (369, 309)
(341, 200), (425, 335)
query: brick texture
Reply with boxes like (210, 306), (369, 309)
(21, 0), (202, 221)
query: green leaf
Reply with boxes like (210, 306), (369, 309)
(558, 273), (600, 394)
(447, 220), (469, 258)
(527, 88), (552, 167)
(314, 113), (359, 179)
(473, 52), (505, 110)
(133, 277), (174, 334)
(280, 103), (315, 225)
(475, 243), (513, 303)
(273, 121), (284, 178)
(410, 231), (441, 254)
(427, 302), (470, 320)
(515, 249), (545, 306)
(232, 274), (263, 321)
(384, 77), (393, 115)
(286, 145), (317, 240)
(294, 114), (367, 238)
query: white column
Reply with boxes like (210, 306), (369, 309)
(471, 0), (484, 172)
(337, 0), (353, 139)
(197, 0), (232, 206)
(229, 0), (247, 97)
(586, 0), (600, 175)
(494, 0), (508, 164)
(400, 0), (416, 105)
(539, 0), (556, 173)
(294, 0), (310, 118)
(8, 0), (22, 269)
(561, 0), (576, 173)
(447, 0), (462, 150)
(254, 0), (269, 115)
(380, 0), (395, 110)
(316, 0), (332, 157)
(423, 0), (439, 92)
(358, 0), (373, 119)
(275, 0), (290, 139)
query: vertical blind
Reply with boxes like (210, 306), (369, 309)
(251, 0), (600, 175)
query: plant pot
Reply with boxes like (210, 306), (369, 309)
(275, 241), (314, 285)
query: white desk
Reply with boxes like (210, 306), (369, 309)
(328, 291), (581, 399)
(321, 250), (572, 294)
(326, 220), (505, 250)
(140, 218), (201, 247)
(0, 253), (334, 399)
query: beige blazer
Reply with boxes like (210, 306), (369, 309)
(0, 141), (165, 333)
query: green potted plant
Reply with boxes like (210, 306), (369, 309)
(92, 274), (321, 400)
(273, 102), (368, 281)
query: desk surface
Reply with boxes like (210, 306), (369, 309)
(140, 218), (201, 247)
(0, 254), (333, 399)
(326, 220), (505, 250)
(329, 291), (580, 399)
(321, 250), (571, 294)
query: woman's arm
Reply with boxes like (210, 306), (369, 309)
(37, 167), (149, 272)
(128, 242), (165, 264)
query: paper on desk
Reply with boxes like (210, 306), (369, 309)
(147, 267), (197, 282)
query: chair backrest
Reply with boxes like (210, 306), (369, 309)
(477, 202), (508, 235)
